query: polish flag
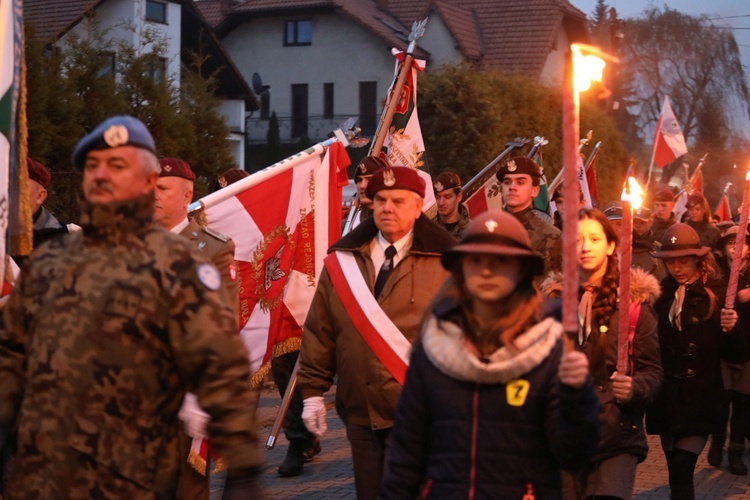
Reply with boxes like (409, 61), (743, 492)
(652, 96), (688, 168)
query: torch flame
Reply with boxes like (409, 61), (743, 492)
(629, 177), (643, 210)
(572, 45), (606, 93)
(745, 165), (750, 182)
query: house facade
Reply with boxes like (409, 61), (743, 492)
(198, 0), (588, 144)
(25, 0), (257, 167)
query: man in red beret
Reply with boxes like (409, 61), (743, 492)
(296, 166), (455, 500)
(651, 188), (677, 248)
(431, 171), (470, 240)
(154, 157), (241, 498)
(24, 158), (69, 253)
(348, 155), (389, 230)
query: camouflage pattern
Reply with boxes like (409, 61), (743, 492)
(509, 206), (562, 275)
(432, 203), (471, 241)
(0, 194), (259, 499)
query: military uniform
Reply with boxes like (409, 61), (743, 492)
(651, 214), (676, 248)
(0, 194), (259, 498)
(432, 203), (471, 240)
(509, 206), (562, 274)
(180, 218), (238, 317)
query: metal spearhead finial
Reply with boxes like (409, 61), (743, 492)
(409, 18), (428, 42)
(724, 182), (733, 194)
(534, 136), (549, 146)
(334, 117), (370, 148)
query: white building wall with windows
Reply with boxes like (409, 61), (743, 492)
(223, 13), (400, 143)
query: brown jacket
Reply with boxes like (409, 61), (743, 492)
(297, 215), (454, 429)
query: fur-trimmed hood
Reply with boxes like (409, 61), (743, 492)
(540, 267), (661, 305)
(330, 213), (455, 256)
(421, 316), (562, 384)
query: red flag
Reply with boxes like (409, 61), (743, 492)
(715, 193), (732, 222)
(652, 96), (688, 168)
(689, 165), (703, 195)
(203, 143), (350, 385)
(585, 155), (598, 207)
(464, 176), (503, 218)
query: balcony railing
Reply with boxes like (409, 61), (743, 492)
(246, 114), (376, 144)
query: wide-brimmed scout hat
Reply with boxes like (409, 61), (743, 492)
(717, 224), (750, 249)
(441, 210), (543, 276)
(652, 223), (710, 259)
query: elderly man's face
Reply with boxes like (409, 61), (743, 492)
(82, 146), (157, 204)
(373, 189), (423, 243)
(27, 179), (47, 214)
(154, 176), (194, 230)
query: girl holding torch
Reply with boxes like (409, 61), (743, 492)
(647, 223), (740, 499)
(542, 208), (662, 499)
(379, 210), (600, 499)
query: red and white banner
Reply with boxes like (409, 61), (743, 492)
(652, 95), (688, 168)
(203, 143), (350, 383)
(464, 177), (503, 218)
(716, 193), (732, 222)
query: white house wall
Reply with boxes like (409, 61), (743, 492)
(63, 0), (182, 84)
(419, 10), (462, 68)
(223, 12), (400, 143)
(538, 28), (568, 87)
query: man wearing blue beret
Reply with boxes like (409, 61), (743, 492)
(0, 116), (260, 498)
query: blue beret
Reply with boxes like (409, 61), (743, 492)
(71, 115), (156, 170)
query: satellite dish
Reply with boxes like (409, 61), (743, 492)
(251, 73), (264, 95)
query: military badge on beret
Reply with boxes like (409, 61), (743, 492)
(197, 263), (221, 291)
(485, 219), (498, 233)
(104, 125), (129, 148)
(383, 169), (396, 187)
(506, 160), (517, 172)
(433, 181), (444, 192)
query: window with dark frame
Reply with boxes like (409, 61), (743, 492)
(145, 1), (167, 24)
(291, 84), (309, 138)
(359, 81), (377, 135)
(323, 83), (334, 119)
(284, 20), (312, 46)
(98, 51), (116, 78)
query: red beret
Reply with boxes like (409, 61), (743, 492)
(27, 158), (50, 187)
(365, 166), (425, 199)
(213, 168), (249, 192)
(158, 157), (195, 181)
(433, 171), (462, 193)
(354, 156), (389, 182)
(496, 156), (541, 181)
(653, 188), (676, 203)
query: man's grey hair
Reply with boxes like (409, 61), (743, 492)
(136, 149), (160, 175)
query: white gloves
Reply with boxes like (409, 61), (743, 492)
(179, 393), (209, 439)
(302, 396), (327, 438)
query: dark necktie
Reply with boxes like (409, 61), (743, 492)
(374, 245), (397, 298)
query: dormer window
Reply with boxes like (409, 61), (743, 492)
(285, 20), (312, 46)
(146, 1), (167, 24)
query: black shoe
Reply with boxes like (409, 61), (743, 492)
(728, 443), (747, 475)
(278, 444), (305, 477)
(302, 437), (322, 463)
(707, 436), (724, 467)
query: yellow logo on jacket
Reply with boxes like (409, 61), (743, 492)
(506, 379), (530, 407)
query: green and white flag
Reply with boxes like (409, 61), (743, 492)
(0, 0), (22, 280)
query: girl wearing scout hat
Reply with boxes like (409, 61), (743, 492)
(380, 210), (600, 499)
(706, 225), (750, 475)
(646, 223), (740, 499)
(541, 208), (662, 500)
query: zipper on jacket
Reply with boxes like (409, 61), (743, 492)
(469, 384), (479, 500)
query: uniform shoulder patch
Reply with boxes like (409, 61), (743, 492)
(202, 227), (230, 243)
(197, 263), (222, 290)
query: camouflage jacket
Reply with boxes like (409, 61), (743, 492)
(0, 194), (259, 499)
(509, 206), (562, 274)
(432, 203), (471, 241)
(651, 214), (676, 248)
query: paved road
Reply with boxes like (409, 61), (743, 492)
(255, 384), (750, 499)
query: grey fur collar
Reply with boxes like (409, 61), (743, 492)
(422, 316), (561, 384)
(540, 267), (661, 305)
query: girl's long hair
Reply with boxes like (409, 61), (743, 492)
(578, 209), (620, 335)
(428, 256), (542, 356)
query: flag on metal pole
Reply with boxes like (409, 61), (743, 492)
(200, 142), (350, 384)
(652, 96), (688, 168)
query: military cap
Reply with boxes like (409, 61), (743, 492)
(158, 157), (195, 181)
(603, 201), (623, 221)
(653, 188), (676, 203)
(213, 168), (249, 192)
(433, 171), (462, 193)
(27, 158), (51, 187)
(71, 115), (156, 170)
(717, 224), (750, 249)
(354, 156), (389, 183)
(495, 156), (541, 182)
(686, 193), (706, 207)
(441, 210), (543, 277)
(633, 207), (653, 221)
(652, 223), (710, 259)
(365, 166), (425, 199)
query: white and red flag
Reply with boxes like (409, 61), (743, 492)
(652, 95), (688, 169)
(464, 177), (503, 217)
(202, 142), (350, 384)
